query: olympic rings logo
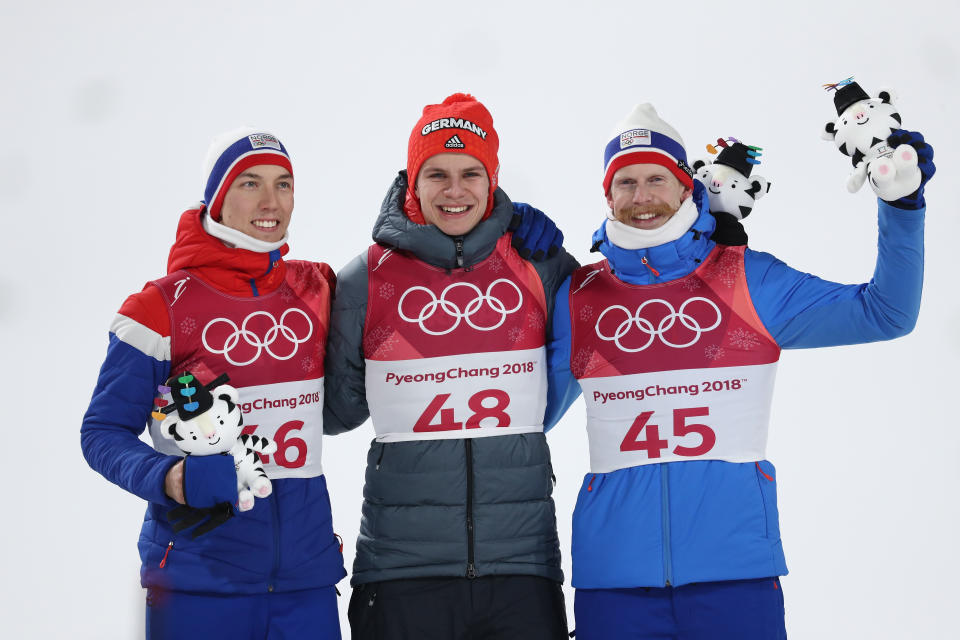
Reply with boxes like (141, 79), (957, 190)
(595, 297), (722, 352)
(202, 309), (314, 366)
(397, 279), (523, 336)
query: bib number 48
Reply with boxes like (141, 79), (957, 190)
(620, 407), (714, 458)
(414, 389), (511, 432)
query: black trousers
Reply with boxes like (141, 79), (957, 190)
(348, 575), (568, 640)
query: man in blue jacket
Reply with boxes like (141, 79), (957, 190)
(547, 103), (934, 639)
(81, 128), (346, 639)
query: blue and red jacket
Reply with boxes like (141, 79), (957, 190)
(80, 207), (346, 594)
(546, 181), (924, 588)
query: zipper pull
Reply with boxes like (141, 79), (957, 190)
(455, 237), (465, 268)
(641, 256), (660, 277)
(368, 589), (377, 607)
(587, 474), (596, 492)
(466, 563), (477, 579)
(159, 541), (174, 568)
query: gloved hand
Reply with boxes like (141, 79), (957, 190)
(509, 202), (564, 260)
(167, 503), (234, 539)
(183, 454), (238, 508)
(884, 130), (935, 210)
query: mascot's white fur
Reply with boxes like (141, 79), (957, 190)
(158, 375), (277, 512)
(821, 79), (920, 201)
(693, 139), (771, 221)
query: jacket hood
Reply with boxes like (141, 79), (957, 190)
(166, 207), (289, 296)
(593, 179), (717, 284)
(372, 170), (514, 270)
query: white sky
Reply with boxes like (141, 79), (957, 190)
(2, 1), (958, 637)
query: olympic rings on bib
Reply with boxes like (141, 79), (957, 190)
(595, 297), (722, 352)
(202, 308), (314, 366)
(398, 279), (524, 336)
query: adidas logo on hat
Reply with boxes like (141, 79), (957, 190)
(445, 135), (465, 149)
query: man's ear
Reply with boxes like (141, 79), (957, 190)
(680, 185), (693, 201)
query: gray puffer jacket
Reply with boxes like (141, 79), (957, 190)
(324, 171), (577, 586)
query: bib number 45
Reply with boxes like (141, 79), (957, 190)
(414, 389), (511, 432)
(620, 407), (714, 458)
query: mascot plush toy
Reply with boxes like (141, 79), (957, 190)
(152, 371), (277, 536)
(693, 138), (771, 220)
(821, 77), (921, 201)
(693, 138), (770, 245)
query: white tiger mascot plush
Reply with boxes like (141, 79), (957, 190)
(156, 371), (277, 512)
(692, 138), (771, 221)
(821, 79), (921, 201)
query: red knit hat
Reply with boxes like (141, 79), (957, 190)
(404, 93), (500, 224)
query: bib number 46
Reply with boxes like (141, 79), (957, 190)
(241, 421), (308, 468)
(414, 389), (511, 432)
(620, 407), (714, 458)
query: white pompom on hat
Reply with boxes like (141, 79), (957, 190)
(201, 127), (292, 221)
(603, 103), (694, 194)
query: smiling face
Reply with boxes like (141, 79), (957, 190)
(606, 163), (692, 230)
(415, 153), (490, 236)
(219, 164), (294, 242)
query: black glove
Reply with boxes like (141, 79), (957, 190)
(167, 502), (234, 539)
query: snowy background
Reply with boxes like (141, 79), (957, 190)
(2, 0), (958, 637)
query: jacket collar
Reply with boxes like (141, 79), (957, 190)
(166, 207), (289, 297)
(372, 171), (514, 270)
(593, 180), (717, 284)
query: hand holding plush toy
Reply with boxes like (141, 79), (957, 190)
(821, 78), (925, 202)
(153, 371), (277, 536)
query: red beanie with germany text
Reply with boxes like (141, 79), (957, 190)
(404, 93), (500, 224)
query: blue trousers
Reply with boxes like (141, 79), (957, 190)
(145, 586), (341, 640)
(574, 577), (787, 640)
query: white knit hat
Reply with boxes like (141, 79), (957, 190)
(603, 103), (694, 193)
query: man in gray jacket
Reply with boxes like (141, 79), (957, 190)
(323, 93), (577, 639)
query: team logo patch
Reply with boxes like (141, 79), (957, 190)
(677, 158), (694, 178)
(248, 133), (282, 151)
(445, 135), (465, 149)
(620, 128), (651, 148)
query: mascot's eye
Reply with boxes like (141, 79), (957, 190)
(731, 182), (738, 189)
(220, 420), (224, 425)
(192, 435), (197, 440)
(869, 104), (874, 109)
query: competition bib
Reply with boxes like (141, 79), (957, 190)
(366, 348), (546, 442)
(364, 236), (549, 442)
(570, 246), (781, 473)
(151, 378), (325, 478)
(580, 364), (776, 472)
(150, 261), (331, 479)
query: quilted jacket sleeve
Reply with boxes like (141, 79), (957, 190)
(746, 200), (924, 348)
(322, 252), (371, 435)
(80, 286), (179, 505)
